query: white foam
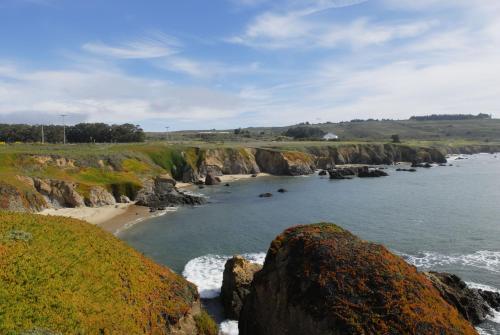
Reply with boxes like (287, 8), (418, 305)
(466, 282), (500, 294)
(182, 252), (266, 299)
(402, 250), (500, 274)
(219, 320), (239, 335)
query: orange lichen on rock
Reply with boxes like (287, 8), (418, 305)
(240, 223), (478, 335)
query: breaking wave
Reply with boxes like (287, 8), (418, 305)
(401, 250), (500, 274)
(182, 252), (266, 299)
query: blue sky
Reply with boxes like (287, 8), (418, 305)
(0, 0), (499, 130)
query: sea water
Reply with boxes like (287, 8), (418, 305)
(121, 153), (500, 334)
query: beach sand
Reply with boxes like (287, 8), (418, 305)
(36, 173), (272, 234)
(38, 204), (151, 235)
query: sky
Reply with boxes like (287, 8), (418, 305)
(0, 0), (499, 131)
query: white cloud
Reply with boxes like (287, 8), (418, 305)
(228, 0), (434, 49)
(0, 63), (242, 126)
(82, 33), (179, 59)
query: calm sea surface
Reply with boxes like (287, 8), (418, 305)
(121, 154), (500, 334)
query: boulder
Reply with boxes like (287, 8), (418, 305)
(86, 186), (116, 207)
(136, 176), (204, 208)
(318, 170), (327, 176)
(277, 188), (288, 193)
(205, 172), (221, 185)
(221, 256), (262, 320)
(425, 271), (499, 325)
(119, 195), (131, 203)
(239, 223), (477, 335)
(259, 193), (273, 198)
(357, 167), (389, 178)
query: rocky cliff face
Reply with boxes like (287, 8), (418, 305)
(425, 271), (500, 325)
(221, 255), (262, 320)
(239, 223), (478, 335)
(135, 175), (205, 209)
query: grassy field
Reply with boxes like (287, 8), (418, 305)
(153, 119), (500, 143)
(0, 212), (217, 335)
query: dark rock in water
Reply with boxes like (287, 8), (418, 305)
(136, 175), (205, 208)
(357, 167), (388, 178)
(478, 290), (500, 310)
(239, 223), (477, 335)
(198, 185), (205, 189)
(396, 168), (417, 172)
(412, 161), (433, 168)
(327, 169), (351, 180)
(318, 170), (327, 176)
(251, 174), (258, 178)
(439, 164), (447, 167)
(194, 179), (205, 185)
(225, 183), (231, 187)
(277, 188), (287, 193)
(259, 193), (273, 198)
(205, 172), (221, 185)
(425, 271), (496, 325)
(221, 256), (262, 320)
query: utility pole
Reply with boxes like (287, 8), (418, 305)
(165, 126), (170, 142)
(41, 125), (45, 144)
(60, 114), (67, 144)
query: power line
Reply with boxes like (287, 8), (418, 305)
(60, 114), (68, 144)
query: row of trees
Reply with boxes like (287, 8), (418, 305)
(0, 123), (145, 143)
(284, 126), (326, 139)
(410, 114), (492, 121)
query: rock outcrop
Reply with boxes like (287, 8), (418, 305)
(86, 186), (116, 207)
(255, 149), (315, 176)
(221, 256), (262, 320)
(328, 166), (388, 179)
(205, 172), (221, 185)
(136, 175), (205, 208)
(34, 178), (86, 208)
(239, 223), (477, 335)
(425, 271), (500, 325)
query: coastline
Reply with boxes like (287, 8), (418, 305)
(36, 173), (273, 234)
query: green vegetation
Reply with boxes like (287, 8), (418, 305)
(193, 311), (218, 335)
(157, 118), (500, 143)
(0, 123), (145, 143)
(283, 126), (326, 140)
(0, 212), (212, 334)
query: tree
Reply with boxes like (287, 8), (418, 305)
(391, 134), (401, 143)
(284, 126), (326, 140)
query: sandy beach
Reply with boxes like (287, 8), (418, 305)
(36, 173), (272, 234)
(38, 203), (152, 235)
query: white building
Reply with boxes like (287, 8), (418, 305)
(323, 132), (339, 141)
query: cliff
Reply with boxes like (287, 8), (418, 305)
(239, 223), (478, 335)
(0, 142), (498, 213)
(0, 212), (217, 335)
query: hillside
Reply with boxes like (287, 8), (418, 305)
(0, 212), (217, 334)
(161, 119), (500, 142)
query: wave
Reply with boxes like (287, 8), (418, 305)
(466, 282), (500, 294)
(401, 250), (500, 274)
(182, 252), (266, 299)
(219, 320), (239, 335)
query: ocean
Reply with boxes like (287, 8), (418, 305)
(121, 153), (500, 334)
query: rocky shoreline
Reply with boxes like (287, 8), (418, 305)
(1, 143), (499, 219)
(220, 224), (499, 335)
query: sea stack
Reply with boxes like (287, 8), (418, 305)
(239, 223), (478, 335)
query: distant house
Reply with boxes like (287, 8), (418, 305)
(323, 132), (339, 141)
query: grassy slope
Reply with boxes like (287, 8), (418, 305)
(0, 212), (217, 335)
(164, 119), (500, 142)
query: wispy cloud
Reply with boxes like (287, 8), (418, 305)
(83, 33), (179, 59)
(227, 0), (435, 49)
